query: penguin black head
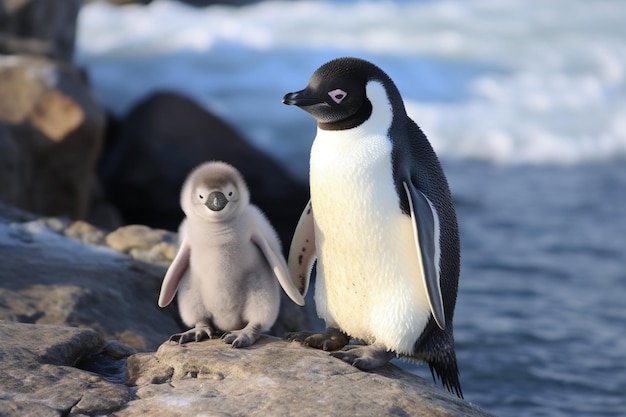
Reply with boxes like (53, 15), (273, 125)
(283, 57), (403, 131)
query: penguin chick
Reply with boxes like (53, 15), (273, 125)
(158, 161), (305, 348)
(282, 57), (463, 397)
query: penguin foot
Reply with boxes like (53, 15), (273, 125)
(284, 327), (350, 351)
(221, 329), (260, 348)
(330, 344), (395, 370)
(169, 324), (215, 344)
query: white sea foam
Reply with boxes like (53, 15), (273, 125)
(76, 0), (626, 172)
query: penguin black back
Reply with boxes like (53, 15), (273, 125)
(378, 59), (462, 398)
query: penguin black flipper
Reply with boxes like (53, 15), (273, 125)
(287, 200), (315, 297)
(401, 181), (446, 330)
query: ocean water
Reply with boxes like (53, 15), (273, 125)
(76, 1), (626, 416)
(437, 161), (626, 416)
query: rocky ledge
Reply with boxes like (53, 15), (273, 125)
(1, 322), (494, 417)
(0, 204), (494, 416)
(125, 337), (493, 417)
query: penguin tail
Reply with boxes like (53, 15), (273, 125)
(428, 353), (463, 399)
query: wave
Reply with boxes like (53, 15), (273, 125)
(76, 0), (626, 170)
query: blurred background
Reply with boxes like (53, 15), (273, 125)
(2, 0), (625, 415)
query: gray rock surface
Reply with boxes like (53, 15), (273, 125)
(0, 321), (130, 416)
(121, 337), (495, 417)
(0, 204), (181, 350)
(0, 322), (495, 417)
(122, 337), (488, 417)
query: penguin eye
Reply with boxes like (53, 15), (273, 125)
(328, 88), (347, 104)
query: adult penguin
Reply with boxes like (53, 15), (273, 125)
(283, 57), (463, 398)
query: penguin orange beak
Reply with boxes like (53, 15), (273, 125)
(282, 90), (324, 106)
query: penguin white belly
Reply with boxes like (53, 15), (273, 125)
(310, 129), (431, 355)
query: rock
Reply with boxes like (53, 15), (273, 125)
(0, 196), (36, 221)
(106, 224), (179, 267)
(106, 224), (177, 253)
(0, 0), (121, 230)
(0, 55), (106, 223)
(0, 321), (130, 416)
(0, 204), (181, 350)
(21, 215), (110, 245)
(0, 0), (81, 61)
(0, 123), (20, 206)
(0, 323), (495, 417)
(64, 219), (107, 245)
(122, 336), (494, 417)
(99, 91), (309, 250)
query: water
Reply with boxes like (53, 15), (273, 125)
(75, 1), (626, 415)
(447, 162), (626, 416)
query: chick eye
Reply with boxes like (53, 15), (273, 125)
(199, 194), (204, 199)
(228, 192), (233, 196)
(328, 88), (347, 104)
